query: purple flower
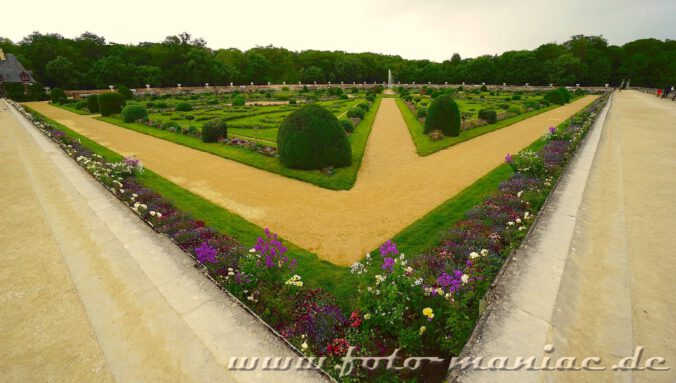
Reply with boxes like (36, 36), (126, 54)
(195, 242), (218, 264)
(505, 153), (513, 163)
(379, 240), (399, 257)
(254, 228), (294, 269)
(382, 257), (395, 272)
(549, 126), (557, 134)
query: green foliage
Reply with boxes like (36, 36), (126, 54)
(50, 88), (67, 104)
(478, 109), (497, 123)
(574, 88), (585, 96)
(424, 95), (461, 136)
(207, 98), (218, 105)
(558, 87), (571, 103)
(288, 98), (297, 105)
(97, 92), (126, 116)
(175, 101), (192, 111)
(365, 93), (375, 102)
(86, 95), (99, 113)
(232, 96), (245, 106)
(357, 102), (370, 112)
(347, 107), (365, 119)
(121, 105), (147, 122)
(115, 84), (133, 99)
(417, 107), (427, 119)
(479, 84), (487, 92)
(277, 104), (352, 170)
(544, 89), (565, 105)
(511, 95), (521, 100)
(507, 106), (522, 115)
(201, 118), (228, 142)
(339, 119), (354, 134)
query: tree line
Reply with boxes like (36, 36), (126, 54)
(1, 32), (674, 90)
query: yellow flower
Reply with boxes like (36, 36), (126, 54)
(422, 307), (434, 319)
(419, 326), (426, 335)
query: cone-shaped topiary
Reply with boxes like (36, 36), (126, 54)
(98, 92), (126, 116)
(87, 95), (99, 113)
(115, 84), (133, 99)
(424, 94), (461, 136)
(478, 109), (497, 123)
(277, 104), (352, 170)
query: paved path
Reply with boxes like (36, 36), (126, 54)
(455, 91), (676, 382)
(0, 100), (326, 383)
(25, 96), (597, 265)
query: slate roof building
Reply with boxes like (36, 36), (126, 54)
(0, 49), (35, 97)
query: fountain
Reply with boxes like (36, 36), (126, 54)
(384, 69), (395, 94)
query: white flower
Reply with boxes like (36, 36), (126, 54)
(461, 274), (469, 284)
(469, 251), (480, 259)
(363, 313), (371, 320)
(519, 226), (526, 231)
(375, 275), (386, 285)
(405, 266), (413, 274)
(507, 221), (515, 226)
(524, 211), (531, 220)
(480, 249), (489, 257)
(301, 341), (308, 350)
(156, 212), (162, 219)
(149, 211), (156, 216)
(517, 191), (523, 198)
(515, 218), (522, 224)
(249, 248), (257, 253)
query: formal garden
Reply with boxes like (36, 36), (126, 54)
(11, 79), (609, 381)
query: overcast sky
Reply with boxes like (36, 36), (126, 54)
(3, 0), (674, 61)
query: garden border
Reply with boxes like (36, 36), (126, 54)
(5, 99), (335, 383)
(445, 92), (614, 383)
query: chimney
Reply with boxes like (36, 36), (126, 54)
(0, 48), (6, 61)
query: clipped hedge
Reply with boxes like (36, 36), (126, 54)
(424, 95), (461, 136)
(121, 105), (148, 122)
(478, 109), (497, 124)
(98, 92), (126, 116)
(277, 104), (352, 170)
(175, 101), (193, 111)
(87, 95), (99, 113)
(201, 118), (228, 142)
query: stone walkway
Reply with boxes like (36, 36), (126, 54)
(0, 99), (326, 383)
(25, 96), (597, 265)
(454, 91), (676, 382)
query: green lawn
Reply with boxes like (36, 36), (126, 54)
(396, 97), (556, 156)
(97, 97), (381, 191)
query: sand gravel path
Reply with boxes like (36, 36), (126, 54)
(26, 96), (596, 265)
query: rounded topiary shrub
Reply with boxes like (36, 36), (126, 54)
(558, 87), (571, 103)
(544, 90), (565, 105)
(340, 119), (354, 134)
(175, 101), (192, 111)
(511, 95), (521, 101)
(357, 102), (370, 112)
(289, 98), (297, 105)
(347, 108), (365, 119)
(507, 106), (522, 115)
(277, 104), (352, 170)
(121, 105), (148, 122)
(479, 84), (488, 92)
(232, 96), (245, 106)
(478, 109), (497, 124)
(98, 92), (127, 116)
(424, 94), (461, 136)
(87, 95), (99, 113)
(417, 107), (427, 119)
(201, 118), (228, 142)
(50, 88), (67, 104)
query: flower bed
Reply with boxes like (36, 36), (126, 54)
(10, 93), (608, 382)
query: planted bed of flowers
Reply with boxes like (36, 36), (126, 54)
(11, 94), (607, 382)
